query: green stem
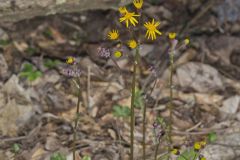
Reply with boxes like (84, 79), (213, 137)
(142, 102), (146, 160)
(180, 155), (188, 160)
(154, 142), (160, 160)
(130, 48), (138, 160)
(167, 51), (174, 157)
(73, 79), (81, 160)
(192, 153), (198, 160)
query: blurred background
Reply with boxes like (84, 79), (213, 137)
(0, 0), (240, 159)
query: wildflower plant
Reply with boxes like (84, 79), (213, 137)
(105, 1), (190, 160)
(61, 56), (82, 160)
(170, 140), (207, 160)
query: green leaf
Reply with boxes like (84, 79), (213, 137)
(11, 143), (20, 153)
(112, 105), (131, 118)
(208, 132), (217, 143)
(19, 72), (31, 77)
(134, 88), (144, 108)
(177, 148), (199, 160)
(22, 63), (33, 72)
(0, 39), (11, 46)
(26, 47), (37, 55)
(19, 63), (42, 81)
(44, 59), (60, 68)
(82, 155), (91, 160)
(43, 28), (53, 38)
(27, 71), (42, 81)
(50, 152), (66, 160)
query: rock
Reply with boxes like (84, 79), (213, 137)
(0, 54), (9, 80)
(214, 0), (240, 23)
(0, 0), (132, 24)
(45, 136), (61, 151)
(0, 28), (8, 40)
(0, 75), (34, 136)
(176, 62), (224, 92)
(202, 133), (240, 160)
(139, 44), (154, 57)
(220, 95), (240, 114)
(145, 6), (172, 20)
(207, 36), (240, 65)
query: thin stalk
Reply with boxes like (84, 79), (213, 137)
(169, 51), (174, 143)
(142, 101), (146, 160)
(167, 50), (174, 159)
(154, 142), (160, 160)
(130, 48), (138, 160)
(135, 8), (147, 160)
(180, 155), (188, 160)
(192, 153), (198, 160)
(73, 78), (81, 160)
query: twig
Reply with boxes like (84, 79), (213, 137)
(186, 121), (202, 132)
(172, 128), (227, 135)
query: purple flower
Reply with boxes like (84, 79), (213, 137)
(97, 47), (111, 58)
(61, 67), (81, 77)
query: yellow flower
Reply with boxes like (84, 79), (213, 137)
(133, 0), (143, 9)
(144, 19), (162, 40)
(171, 148), (180, 155)
(194, 142), (201, 150)
(114, 51), (123, 58)
(200, 157), (206, 160)
(168, 32), (176, 39)
(119, 10), (140, 28)
(66, 56), (75, 65)
(119, 7), (128, 14)
(128, 40), (137, 49)
(184, 38), (190, 45)
(108, 30), (119, 40)
(200, 140), (207, 147)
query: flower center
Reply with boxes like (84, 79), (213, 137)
(148, 24), (156, 31)
(125, 12), (133, 19)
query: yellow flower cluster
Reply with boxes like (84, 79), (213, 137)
(106, 0), (190, 58)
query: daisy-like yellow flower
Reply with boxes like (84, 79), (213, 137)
(119, 7), (128, 14)
(108, 30), (119, 40)
(144, 19), (162, 40)
(168, 32), (177, 39)
(184, 38), (190, 45)
(128, 40), (137, 49)
(133, 0), (143, 9)
(66, 56), (75, 65)
(119, 10), (140, 28)
(114, 51), (123, 58)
